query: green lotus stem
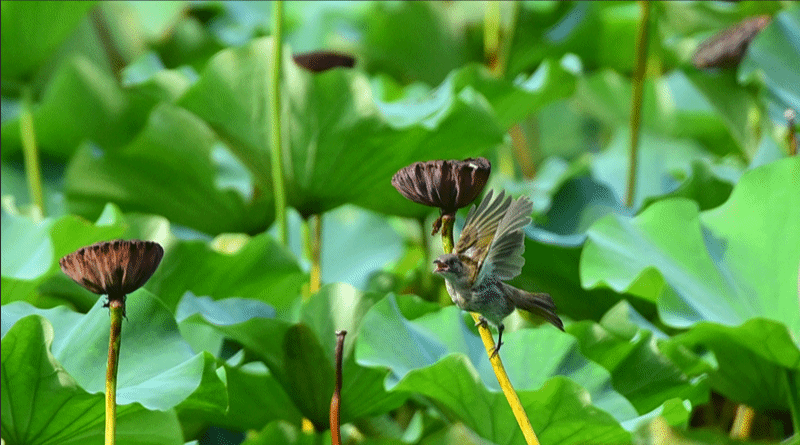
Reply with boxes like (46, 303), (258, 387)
(105, 296), (124, 445)
(484, 1), (501, 75)
(21, 87), (45, 216)
(439, 216), (540, 445)
(270, 0), (288, 246)
(309, 214), (322, 295)
(484, 1), (520, 78)
(729, 404), (755, 439)
(626, 0), (651, 208)
(441, 215), (454, 255)
(330, 330), (346, 445)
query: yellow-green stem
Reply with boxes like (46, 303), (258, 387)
(626, 0), (651, 208)
(270, 0), (288, 246)
(484, 1), (501, 75)
(309, 214), (322, 295)
(21, 88), (45, 216)
(729, 404), (755, 439)
(440, 215), (454, 254)
(105, 297), (124, 445)
(439, 217), (539, 445)
(510, 124), (536, 179)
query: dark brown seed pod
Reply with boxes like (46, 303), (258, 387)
(692, 15), (772, 69)
(293, 50), (356, 73)
(59, 240), (164, 297)
(392, 157), (491, 234)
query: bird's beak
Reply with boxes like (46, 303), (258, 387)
(433, 259), (447, 273)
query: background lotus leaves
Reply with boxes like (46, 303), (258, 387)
(145, 232), (306, 316)
(357, 295), (634, 445)
(581, 158), (800, 412)
(2, 2), (799, 444)
(1, 291), (227, 414)
(186, 284), (407, 430)
(0, 1), (98, 84)
(0, 312), (190, 445)
(65, 104), (272, 235)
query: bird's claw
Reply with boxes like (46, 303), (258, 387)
(490, 340), (503, 358)
(475, 316), (489, 328)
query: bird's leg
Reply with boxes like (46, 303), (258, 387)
(490, 323), (505, 358)
(475, 316), (489, 328)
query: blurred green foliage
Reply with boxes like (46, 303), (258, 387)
(2, 2), (799, 444)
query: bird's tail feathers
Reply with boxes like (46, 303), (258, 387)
(505, 285), (564, 331)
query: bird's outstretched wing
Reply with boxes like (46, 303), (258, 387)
(453, 190), (513, 284)
(476, 194), (532, 284)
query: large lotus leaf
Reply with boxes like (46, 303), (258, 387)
(1, 55), (150, 160)
(639, 161), (734, 212)
(0, 1), (96, 83)
(356, 295), (632, 445)
(358, 1), (478, 86)
(173, 293), (302, 433)
(177, 37), (505, 219)
(582, 157), (800, 331)
(214, 362), (302, 432)
(513, 172), (651, 322)
(265, 206), (405, 291)
(121, 53), (197, 105)
(680, 69), (761, 159)
(188, 284), (407, 430)
(175, 291), (277, 366)
(145, 232), (306, 316)
(121, 1), (187, 42)
(359, 295), (640, 419)
(1, 315), (184, 445)
(508, 3), (642, 77)
(1, 290), (227, 414)
(64, 103), (273, 235)
(582, 158), (800, 411)
(590, 128), (740, 211)
(739, 6), (800, 125)
(574, 69), (744, 157)
(568, 301), (709, 415)
(446, 57), (579, 129)
(661, 318), (799, 412)
(0, 203), (141, 309)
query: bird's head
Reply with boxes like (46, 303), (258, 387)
(433, 253), (467, 283)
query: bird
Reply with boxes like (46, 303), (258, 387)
(433, 190), (564, 357)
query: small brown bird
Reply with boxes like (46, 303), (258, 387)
(434, 190), (564, 357)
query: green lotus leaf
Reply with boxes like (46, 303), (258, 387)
(65, 103), (272, 235)
(568, 301), (709, 414)
(178, 37), (505, 219)
(1, 55), (150, 160)
(146, 232), (306, 316)
(582, 157), (799, 331)
(357, 294), (641, 444)
(2, 290), (227, 414)
(739, 6), (800, 124)
(190, 283), (407, 430)
(1, 314), (184, 445)
(0, 1), (97, 83)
